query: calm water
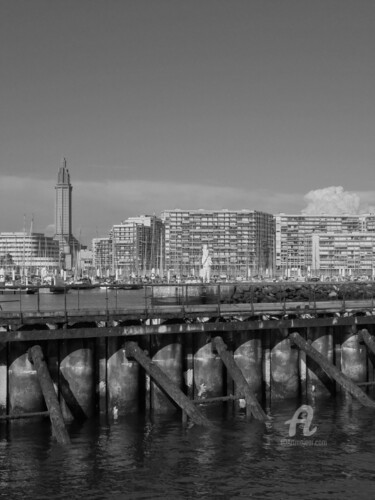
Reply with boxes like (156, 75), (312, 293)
(0, 287), (147, 313)
(1, 397), (375, 499)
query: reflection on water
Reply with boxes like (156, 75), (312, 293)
(1, 397), (375, 499)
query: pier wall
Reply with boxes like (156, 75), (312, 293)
(1, 317), (375, 418)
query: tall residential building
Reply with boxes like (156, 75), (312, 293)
(110, 215), (164, 277)
(311, 232), (375, 276)
(92, 237), (113, 276)
(275, 213), (375, 277)
(0, 232), (60, 273)
(161, 209), (275, 278)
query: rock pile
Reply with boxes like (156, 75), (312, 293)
(223, 282), (375, 304)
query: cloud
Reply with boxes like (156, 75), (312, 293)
(301, 186), (361, 215)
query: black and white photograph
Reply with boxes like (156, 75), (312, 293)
(1, 1), (375, 498)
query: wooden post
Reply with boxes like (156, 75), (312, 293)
(125, 341), (213, 427)
(28, 345), (70, 445)
(289, 332), (375, 408)
(212, 336), (268, 421)
(360, 329), (375, 357)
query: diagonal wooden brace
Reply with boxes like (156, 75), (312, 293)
(125, 341), (213, 427)
(28, 345), (70, 445)
(212, 336), (268, 421)
(289, 332), (375, 408)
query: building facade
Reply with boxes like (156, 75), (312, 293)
(275, 214), (375, 277)
(0, 232), (60, 274)
(92, 238), (113, 277)
(54, 158), (80, 269)
(92, 216), (164, 279)
(111, 215), (164, 277)
(311, 232), (375, 277)
(55, 158), (72, 240)
(161, 209), (275, 278)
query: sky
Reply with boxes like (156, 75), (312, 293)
(1, 0), (375, 245)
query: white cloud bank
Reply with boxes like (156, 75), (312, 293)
(302, 186), (375, 215)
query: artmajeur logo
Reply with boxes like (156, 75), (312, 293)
(280, 405), (327, 447)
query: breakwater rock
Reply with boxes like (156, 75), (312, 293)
(223, 282), (375, 304)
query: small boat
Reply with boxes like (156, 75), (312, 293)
(121, 283), (144, 291)
(0, 286), (37, 295)
(70, 279), (95, 290)
(39, 277), (67, 294)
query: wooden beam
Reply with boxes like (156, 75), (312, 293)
(28, 345), (70, 445)
(360, 329), (375, 357)
(0, 411), (50, 421)
(289, 332), (375, 408)
(212, 336), (268, 421)
(1, 297), (375, 328)
(191, 394), (241, 404)
(125, 341), (213, 428)
(2, 314), (375, 342)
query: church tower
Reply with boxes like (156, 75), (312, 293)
(54, 158), (75, 269)
(55, 157), (72, 240)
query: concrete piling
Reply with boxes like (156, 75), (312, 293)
(270, 331), (299, 400)
(0, 341), (7, 415)
(107, 336), (140, 415)
(306, 326), (334, 398)
(340, 326), (367, 385)
(150, 333), (183, 412)
(233, 331), (263, 400)
(194, 331), (224, 400)
(8, 341), (46, 414)
(59, 338), (95, 421)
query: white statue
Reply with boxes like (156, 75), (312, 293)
(201, 244), (212, 283)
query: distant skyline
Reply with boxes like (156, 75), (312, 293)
(2, 1), (375, 245)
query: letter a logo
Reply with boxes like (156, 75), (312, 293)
(285, 405), (317, 437)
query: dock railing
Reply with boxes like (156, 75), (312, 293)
(0, 281), (375, 318)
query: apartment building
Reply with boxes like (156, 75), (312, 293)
(275, 214), (375, 277)
(161, 209), (275, 278)
(312, 232), (375, 276)
(92, 237), (113, 276)
(0, 232), (60, 273)
(106, 215), (164, 277)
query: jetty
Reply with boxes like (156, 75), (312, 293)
(1, 281), (375, 443)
